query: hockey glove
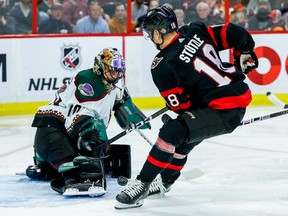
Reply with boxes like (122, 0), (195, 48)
(77, 118), (109, 155)
(234, 50), (258, 74)
(114, 97), (151, 130)
(161, 114), (173, 124)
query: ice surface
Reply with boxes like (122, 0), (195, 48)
(1, 106), (288, 216)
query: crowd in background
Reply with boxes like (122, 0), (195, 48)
(0, 0), (287, 35)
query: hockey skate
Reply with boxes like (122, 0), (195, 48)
(115, 177), (151, 209)
(147, 177), (173, 198)
(26, 158), (60, 181)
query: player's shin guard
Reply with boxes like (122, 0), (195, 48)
(161, 153), (187, 182)
(139, 137), (175, 182)
(148, 153), (187, 197)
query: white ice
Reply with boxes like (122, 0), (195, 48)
(1, 106), (288, 216)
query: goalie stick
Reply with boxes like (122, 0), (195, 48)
(93, 107), (169, 157)
(266, 91), (288, 109)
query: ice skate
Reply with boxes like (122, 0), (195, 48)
(148, 177), (173, 198)
(115, 178), (151, 209)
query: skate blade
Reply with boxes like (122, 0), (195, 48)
(63, 186), (106, 197)
(114, 199), (144, 210)
(147, 191), (165, 198)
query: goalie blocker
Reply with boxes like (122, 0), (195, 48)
(104, 144), (131, 179)
(26, 144), (131, 180)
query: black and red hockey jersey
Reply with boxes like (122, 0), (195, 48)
(150, 22), (254, 113)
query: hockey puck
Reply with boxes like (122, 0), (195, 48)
(117, 176), (128, 186)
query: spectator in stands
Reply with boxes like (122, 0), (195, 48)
(135, 0), (159, 32)
(159, 0), (183, 10)
(101, 7), (111, 23)
(269, 0), (284, 11)
(0, 2), (15, 34)
(174, 8), (185, 27)
(202, 0), (225, 22)
(74, 1), (109, 33)
(131, 0), (148, 22)
(193, 1), (223, 26)
(230, 3), (248, 29)
(246, 0), (259, 16)
(39, 3), (72, 34)
(8, 0), (47, 34)
(248, 0), (271, 30)
(38, 0), (51, 14)
(162, 3), (173, 10)
(109, 3), (136, 33)
(265, 9), (286, 31)
(62, 0), (88, 29)
(281, 2), (288, 30)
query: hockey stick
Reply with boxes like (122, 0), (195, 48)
(239, 109), (288, 126)
(93, 107), (169, 156)
(266, 91), (288, 109)
(65, 57), (156, 147)
(136, 129), (154, 146)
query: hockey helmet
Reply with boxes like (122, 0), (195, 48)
(93, 48), (125, 84)
(142, 5), (178, 40)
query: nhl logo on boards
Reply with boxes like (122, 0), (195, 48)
(61, 45), (81, 70)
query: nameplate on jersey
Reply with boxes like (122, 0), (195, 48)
(179, 34), (204, 63)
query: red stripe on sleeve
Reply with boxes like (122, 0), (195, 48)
(170, 101), (191, 111)
(207, 26), (218, 46)
(160, 87), (184, 97)
(221, 24), (229, 49)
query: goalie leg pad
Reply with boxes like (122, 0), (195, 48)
(51, 156), (107, 196)
(26, 162), (60, 181)
(104, 144), (131, 179)
(26, 154), (60, 181)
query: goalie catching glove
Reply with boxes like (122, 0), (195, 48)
(114, 97), (151, 130)
(234, 50), (258, 74)
(77, 118), (109, 156)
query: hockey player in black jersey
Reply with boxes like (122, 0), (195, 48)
(115, 5), (258, 209)
(26, 47), (151, 197)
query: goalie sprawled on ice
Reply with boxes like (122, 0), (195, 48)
(26, 47), (150, 197)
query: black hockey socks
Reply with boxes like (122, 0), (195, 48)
(139, 137), (175, 182)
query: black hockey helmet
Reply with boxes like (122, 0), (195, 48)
(142, 5), (178, 40)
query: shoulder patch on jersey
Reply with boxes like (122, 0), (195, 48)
(151, 57), (163, 69)
(78, 83), (94, 96)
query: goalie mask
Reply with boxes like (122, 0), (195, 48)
(93, 48), (126, 85)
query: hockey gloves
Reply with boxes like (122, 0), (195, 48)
(114, 97), (151, 130)
(234, 50), (258, 74)
(77, 118), (109, 155)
